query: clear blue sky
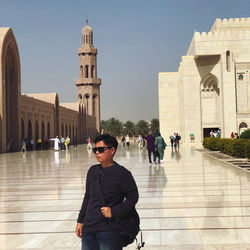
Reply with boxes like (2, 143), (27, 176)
(1, 0), (249, 122)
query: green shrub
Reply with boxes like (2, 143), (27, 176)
(245, 141), (250, 159)
(231, 139), (248, 158)
(240, 129), (250, 139)
(203, 137), (210, 149)
(203, 137), (250, 158)
(203, 137), (220, 151)
(223, 139), (234, 156)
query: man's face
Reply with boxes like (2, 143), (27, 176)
(94, 140), (115, 165)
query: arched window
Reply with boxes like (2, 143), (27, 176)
(91, 65), (95, 78)
(239, 122), (248, 135)
(85, 94), (89, 115)
(85, 65), (89, 78)
(239, 122), (247, 129)
(93, 94), (97, 116)
(78, 94), (82, 101)
(86, 35), (88, 44)
(226, 51), (230, 72)
(80, 65), (83, 77)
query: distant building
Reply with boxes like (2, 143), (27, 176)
(158, 18), (250, 143)
(0, 21), (101, 153)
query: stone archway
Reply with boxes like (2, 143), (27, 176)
(28, 120), (32, 140)
(41, 121), (45, 139)
(200, 74), (221, 138)
(35, 121), (39, 141)
(239, 122), (248, 135)
(47, 122), (50, 139)
(0, 28), (21, 153)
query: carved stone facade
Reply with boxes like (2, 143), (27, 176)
(158, 18), (250, 143)
(0, 23), (101, 153)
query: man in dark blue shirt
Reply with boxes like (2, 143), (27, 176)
(76, 134), (139, 250)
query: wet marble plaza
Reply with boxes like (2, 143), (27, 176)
(0, 143), (250, 250)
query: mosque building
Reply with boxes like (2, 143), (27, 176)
(158, 17), (250, 143)
(0, 20), (101, 153)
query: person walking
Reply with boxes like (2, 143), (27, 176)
(145, 132), (156, 164)
(125, 135), (130, 149)
(121, 136), (125, 148)
(75, 134), (139, 250)
(29, 138), (34, 151)
(66, 136), (71, 149)
(169, 135), (174, 147)
(155, 132), (167, 163)
(87, 137), (92, 149)
(21, 139), (26, 152)
(61, 137), (65, 150)
(137, 135), (142, 149)
(175, 133), (181, 149)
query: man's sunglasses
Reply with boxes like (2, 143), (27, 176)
(92, 147), (112, 153)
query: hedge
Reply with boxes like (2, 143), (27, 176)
(240, 129), (250, 139)
(203, 137), (250, 159)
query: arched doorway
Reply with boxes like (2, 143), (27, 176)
(61, 124), (64, 137)
(41, 121), (45, 139)
(35, 121), (39, 141)
(28, 120), (32, 140)
(0, 28), (21, 153)
(239, 122), (248, 135)
(55, 94), (59, 136)
(47, 122), (50, 139)
(5, 45), (19, 152)
(200, 74), (221, 138)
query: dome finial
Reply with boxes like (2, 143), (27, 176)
(86, 18), (88, 26)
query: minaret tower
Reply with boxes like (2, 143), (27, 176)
(75, 19), (101, 132)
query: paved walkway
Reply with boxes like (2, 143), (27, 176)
(0, 143), (250, 249)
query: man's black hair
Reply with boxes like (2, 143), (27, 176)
(94, 134), (118, 154)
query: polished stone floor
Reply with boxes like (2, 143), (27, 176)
(0, 143), (250, 250)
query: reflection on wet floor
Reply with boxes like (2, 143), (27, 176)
(0, 143), (250, 249)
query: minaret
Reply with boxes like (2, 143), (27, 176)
(75, 19), (101, 132)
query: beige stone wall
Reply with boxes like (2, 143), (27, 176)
(20, 94), (55, 140)
(158, 72), (180, 142)
(187, 18), (250, 57)
(159, 18), (250, 143)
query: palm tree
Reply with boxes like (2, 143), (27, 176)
(136, 120), (149, 136)
(123, 120), (135, 137)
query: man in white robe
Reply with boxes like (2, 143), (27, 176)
(50, 136), (60, 150)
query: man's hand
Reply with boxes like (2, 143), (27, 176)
(101, 207), (111, 218)
(75, 223), (83, 238)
